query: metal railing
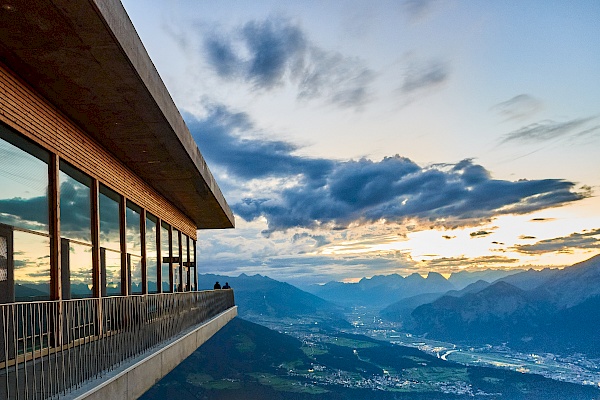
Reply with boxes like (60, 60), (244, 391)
(0, 290), (235, 399)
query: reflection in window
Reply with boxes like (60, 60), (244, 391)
(14, 231), (50, 301)
(103, 249), (121, 296)
(0, 125), (49, 233)
(146, 214), (158, 293)
(59, 162), (92, 243)
(99, 185), (121, 252)
(182, 234), (189, 291)
(172, 229), (180, 292)
(129, 254), (142, 294)
(126, 201), (141, 256)
(69, 242), (93, 298)
(160, 222), (170, 293)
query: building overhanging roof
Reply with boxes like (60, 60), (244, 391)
(0, 0), (234, 229)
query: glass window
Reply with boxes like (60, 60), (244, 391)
(13, 231), (50, 301)
(99, 185), (121, 252)
(129, 254), (142, 294)
(146, 213), (158, 293)
(0, 124), (49, 233)
(125, 201), (142, 294)
(125, 201), (141, 256)
(172, 229), (180, 292)
(160, 222), (170, 293)
(59, 162), (92, 243)
(103, 249), (121, 296)
(68, 242), (93, 298)
(182, 234), (189, 291)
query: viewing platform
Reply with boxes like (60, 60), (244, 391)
(1, 290), (236, 399)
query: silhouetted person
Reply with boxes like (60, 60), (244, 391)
(214, 281), (221, 290)
(222, 282), (231, 289)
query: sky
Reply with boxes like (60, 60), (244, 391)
(121, 0), (600, 285)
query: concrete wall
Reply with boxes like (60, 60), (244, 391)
(65, 306), (238, 400)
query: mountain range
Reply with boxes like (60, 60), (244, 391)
(304, 269), (524, 309)
(409, 254), (600, 355)
(198, 273), (347, 326)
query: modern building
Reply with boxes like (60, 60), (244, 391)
(0, 0), (236, 398)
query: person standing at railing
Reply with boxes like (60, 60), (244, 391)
(214, 281), (221, 290)
(222, 282), (231, 289)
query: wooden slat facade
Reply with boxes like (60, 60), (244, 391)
(0, 62), (197, 239)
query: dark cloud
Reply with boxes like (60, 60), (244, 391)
(205, 19), (307, 89)
(491, 94), (542, 121)
(491, 241), (505, 245)
(0, 195), (48, 231)
(470, 230), (492, 238)
(519, 235), (536, 240)
(512, 228), (600, 255)
(442, 235), (455, 240)
(185, 105), (334, 181)
(502, 117), (600, 143)
(530, 218), (554, 222)
(203, 18), (374, 108)
(401, 59), (449, 94)
(186, 107), (589, 234)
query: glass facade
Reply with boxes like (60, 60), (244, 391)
(126, 201), (142, 294)
(1, 124), (51, 302)
(100, 185), (121, 296)
(145, 213), (158, 293)
(161, 222), (171, 293)
(0, 123), (201, 302)
(60, 161), (93, 298)
(0, 125), (49, 233)
(99, 185), (121, 252)
(13, 231), (50, 301)
(172, 229), (180, 292)
(68, 242), (93, 298)
(182, 234), (189, 291)
(103, 249), (121, 296)
(59, 162), (92, 242)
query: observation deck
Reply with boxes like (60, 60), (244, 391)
(1, 290), (237, 399)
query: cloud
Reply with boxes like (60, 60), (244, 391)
(512, 228), (600, 255)
(403, 0), (440, 21)
(203, 17), (374, 109)
(400, 59), (449, 94)
(442, 235), (455, 240)
(291, 232), (330, 248)
(0, 195), (48, 231)
(502, 117), (600, 143)
(518, 235), (536, 240)
(186, 105), (333, 181)
(424, 255), (519, 270)
(470, 230), (492, 238)
(530, 218), (554, 222)
(186, 106), (589, 234)
(491, 94), (542, 121)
